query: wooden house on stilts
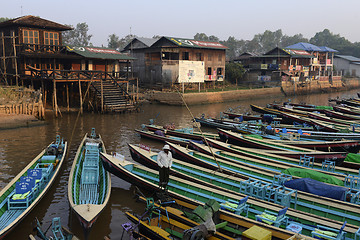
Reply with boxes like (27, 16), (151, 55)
(0, 15), (137, 115)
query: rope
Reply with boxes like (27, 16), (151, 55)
(174, 86), (222, 172)
(65, 76), (94, 160)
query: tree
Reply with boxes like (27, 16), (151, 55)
(280, 34), (308, 48)
(107, 34), (121, 50)
(0, 17), (10, 23)
(225, 62), (245, 85)
(62, 22), (92, 46)
(194, 33), (209, 41)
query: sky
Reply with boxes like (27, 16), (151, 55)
(2, 0), (360, 47)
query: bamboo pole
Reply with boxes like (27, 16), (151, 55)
(66, 84), (69, 112)
(78, 79), (83, 114)
(136, 78), (139, 102)
(1, 33), (7, 85)
(11, 32), (18, 86)
(53, 79), (58, 117)
(101, 79), (103, 113)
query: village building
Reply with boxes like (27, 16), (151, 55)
(0, 15), (136, 114)
(123, 36), (227, 89)
(236, 42), (339, 87)
(333, 55), (360, 77)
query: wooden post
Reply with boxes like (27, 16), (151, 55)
(53, 79), (58, 117)
(101, 79), (103, 113)
(11, 31), (18, 86)
(132, 84), (135, 102)
(1, 32), (7, 85)
(78, 79), (83, 114)
(66, 84), (69, 112)
(136, 78), (139, 102)
(182, 82), (184, 94)
(198, 82), (200, 92)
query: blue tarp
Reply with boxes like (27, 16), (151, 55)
(284, 178), (347, 201)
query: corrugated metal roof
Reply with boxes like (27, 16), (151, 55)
(137, 37), (159, 47)
(319, 46), (338, 52)
(335, 55), (360, 62)
(66, 46), (136, 60)
(0, 15), (72, 31)
(285, 42), (322, 52)
(163, 37), (227, 50)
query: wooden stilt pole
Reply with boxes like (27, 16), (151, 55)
(78, 79), (83, 114)
(101, 79), (103, 113)
(66, 84), (70, 112)
(12, 32), (18, 86)
(53, 79), (58, 117)
(136, 78), (139, 102)
(1, 32), (7, 85)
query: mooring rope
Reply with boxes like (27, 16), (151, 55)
(174, 87), (222, 172)
(65, 76), (95, 160)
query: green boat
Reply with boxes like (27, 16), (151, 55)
(68, 128), (111, 231)
(0, 135), (67, 239)
(100, 152), (310, 240)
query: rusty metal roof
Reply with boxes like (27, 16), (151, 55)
(66, 46), (136, 60)
(0, 15), (72, 31)
(163, 37), (228, 50)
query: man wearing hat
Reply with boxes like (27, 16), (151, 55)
(157, 144), (173, 190)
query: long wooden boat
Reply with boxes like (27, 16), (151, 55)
(144, 124), (219, 141)
(256, 135), (360, 153)
(333, 105), (360, 116)
(128, 144), (360, 227)
(68, 128), (111, 231)
(29, 217), (79, 240)
(126, 198), (235, 240)
(323, 109), (360, 120)
(0, 135), (67, 239)
(135, 129), (194, 147)
(218, 129), (347, 165)
(189, 139), (359, 177)
(100, 151), (359, 239)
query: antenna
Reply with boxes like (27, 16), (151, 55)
(21, 6), (23, 15)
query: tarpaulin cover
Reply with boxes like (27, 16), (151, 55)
(315, 106), (333, 110)
(344, 153), (360, 163)
(284, 178), (347, 201)
(282, 167), (344, 186)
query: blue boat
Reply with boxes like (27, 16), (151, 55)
(0, 135), (67, 238)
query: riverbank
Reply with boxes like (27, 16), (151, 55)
(0, 114), (45, 130)
(146, 77), (360, 105)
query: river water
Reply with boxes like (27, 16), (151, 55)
(1, 89), (359, 239)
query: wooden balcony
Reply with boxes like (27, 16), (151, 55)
(21, 69), (131, 82)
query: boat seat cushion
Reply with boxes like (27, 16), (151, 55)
(28, 169), (42, 180)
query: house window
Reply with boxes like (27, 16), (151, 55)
(217, 68), (223, 75)
(196, 53), (202, 61)
(208, 54), (212, 61)
(182, 52), (189, 60)
(23, 30), (39, 44)
(44, 31), (59, 45)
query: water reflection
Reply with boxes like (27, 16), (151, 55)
(1, 89), (359, 239)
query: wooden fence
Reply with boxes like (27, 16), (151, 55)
(0, 102), (45, 119)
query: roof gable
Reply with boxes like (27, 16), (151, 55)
(0, 15), (72, 31)
(66, 46), (136, 60)
(123, 37), (159, 51)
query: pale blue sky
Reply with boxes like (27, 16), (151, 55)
(1, 0), (360, 46)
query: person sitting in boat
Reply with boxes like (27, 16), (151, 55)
(157, 144), (173, 190)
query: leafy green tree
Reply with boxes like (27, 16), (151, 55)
(280, 34), (308, 48)
(62, 22), (92, 46)
(194, 33), (209, 41)
(0, 17), (10, 23)
(225, 62), (245, 84)
(107, 34), (121, 50)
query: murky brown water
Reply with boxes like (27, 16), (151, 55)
(1, 89), (359, 239)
